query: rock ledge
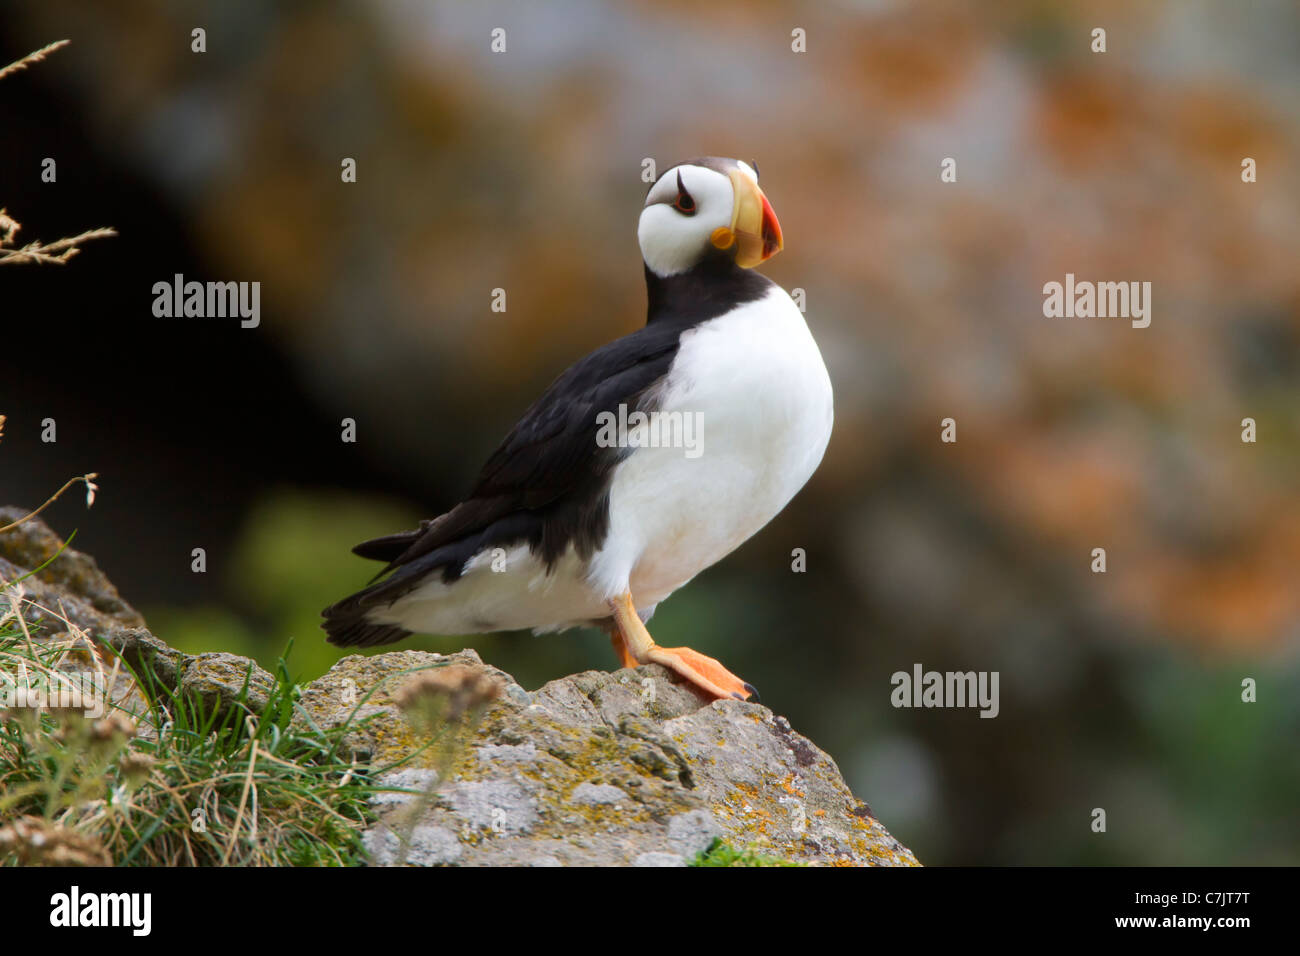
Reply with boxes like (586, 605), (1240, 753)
(299, 649), (919, 867)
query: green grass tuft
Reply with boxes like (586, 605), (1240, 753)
(690, 838), (804, 867)
(0, 619), (379, 866)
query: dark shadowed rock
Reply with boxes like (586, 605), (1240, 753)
(1, 509), (275, 727)
(0, 505), (145, 636)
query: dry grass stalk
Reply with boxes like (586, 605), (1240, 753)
(0, 41), (117, 265)
(0, 217), (118, 265)
(0, 39), (70, 83)
(0, 472), (100, 534)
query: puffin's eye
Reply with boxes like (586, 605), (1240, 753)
(673, 170), (696, 215)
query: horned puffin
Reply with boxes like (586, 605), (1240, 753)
(322, 157), (833, 701)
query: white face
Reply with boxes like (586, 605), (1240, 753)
(638, 161), (760, 277)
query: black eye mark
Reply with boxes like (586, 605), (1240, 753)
(750, 160), (759, 180)
(673, 169), (696, 215)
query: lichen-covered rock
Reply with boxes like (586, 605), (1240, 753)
(178, 652), (275, 715)
(298, 650), (919, 867)
(96, 634), (276, 728)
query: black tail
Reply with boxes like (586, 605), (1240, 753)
(325, 514), (464, 648)
(324, 522), (438, 647)
(321, 590), (412, 648)
(351, 528), (422, 562)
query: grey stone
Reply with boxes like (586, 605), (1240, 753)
(442, 778), (538, 835)
(666, 809), (723, 857)
(364, 824), (462, 866)
(476, 742), (539, 767)
(634, 852), (687, 867)
(370, 768), (440, 807)
(570, 782), (629, 806)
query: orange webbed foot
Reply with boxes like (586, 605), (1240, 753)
(645, 644), (758, 702)
(607, 591), (758, 702)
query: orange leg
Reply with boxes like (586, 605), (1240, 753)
(608, 627), (639, 669)
(608, 591), (757, 702)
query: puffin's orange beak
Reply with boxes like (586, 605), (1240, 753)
(727, 167), (783, 268)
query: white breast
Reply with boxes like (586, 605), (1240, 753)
(587, 284), (834, 608)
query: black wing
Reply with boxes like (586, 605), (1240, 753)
(321, 320), (688, 645)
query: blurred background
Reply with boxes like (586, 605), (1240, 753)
(2, 0), (1298, 865)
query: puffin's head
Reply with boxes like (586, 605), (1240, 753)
(638, 157), (783, 278)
